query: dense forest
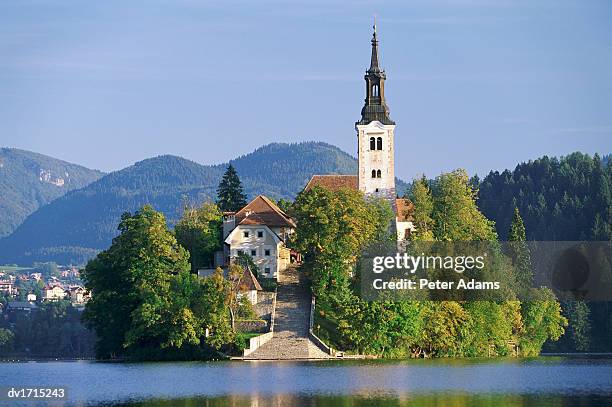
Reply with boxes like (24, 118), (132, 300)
(0, 301), (96, 358)
(477, 152), (611, 241)
(476, 152), (612, 352)
(0, 148), (103, 238)
(0, 142), (388, 265)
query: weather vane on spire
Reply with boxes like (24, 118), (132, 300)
(373, 14), (377, 34)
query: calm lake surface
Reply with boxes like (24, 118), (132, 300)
(1, 357), (612, 406)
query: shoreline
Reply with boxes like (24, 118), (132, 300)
(3, 353), (612, 363)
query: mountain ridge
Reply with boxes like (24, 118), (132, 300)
(1, 141), (407, 265)
(0, 147), (104, 238)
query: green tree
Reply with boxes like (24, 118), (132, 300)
(4, 301), (96, 358)
(236, 252), (259, 278)
(291, 186), (393, 298)
(507, 207), (533, 294)
(344, 299), (423, 357)
(216, 164), (247, 212)
(0, 328), (15, 353)
(418, 301), (470, 357)
(161, 270), (208, 349)
(461, 301), (519, 357)
(433, 169), (497, 241)
(508, 206), (526, 241)
(227, 263), (245, 331)
(370, 197), (395, 242)
(200, 268), (234, 349)
(561, 300), (591, 352)
(409, 176), (435, 241)
(276, 198), (293, 214)
(82, 205), (191, 358)
(520, 288), (568, 356)
(175, 202), (222, 272)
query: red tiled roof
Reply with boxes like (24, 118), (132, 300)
(235, 195), (296, 228)
(238, 267), (263, 291)
(303, 175), (358, 192)
(396, 198), (414, 222)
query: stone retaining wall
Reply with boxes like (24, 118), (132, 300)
(243, 332), (274, 357)
(242, 290), (277, 357)
(309, 297), (334, 356)
(236, 320), (268, 333)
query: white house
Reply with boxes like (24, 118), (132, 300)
(43, 284), (67, 301)
(223, 195), (296, 279)
(0, 280), (13, 295)
(68, 286), (89, 304)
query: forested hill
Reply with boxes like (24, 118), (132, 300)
(230, 142), (356, 198)
(234, 142), (409, 197)
(0, 148), (104, 238)
(0, 142), (389, 265)
(478, 152), (612, 241)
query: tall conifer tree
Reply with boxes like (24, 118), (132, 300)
(216, 164), (247, 212)
(507, 206), (533, 293)
(409, 176), (435, 241)
(508, 206), (527, 241)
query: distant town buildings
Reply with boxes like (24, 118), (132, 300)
(0, 264), (89, 314)
(68, 286), (88, 304)
(43, 284), (67, 301)
(0, 279), (14, 295)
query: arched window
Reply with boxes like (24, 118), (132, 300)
(371, 170), (376, 178)
(377, 169), (382, 178)
(372, 84), (379, 97)
(369, 137), (376, 150)
(377, 137), (383, 150)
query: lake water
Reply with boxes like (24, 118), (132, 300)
(1, 357), (612, 406)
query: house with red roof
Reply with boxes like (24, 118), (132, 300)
(223, 195), (296, 279)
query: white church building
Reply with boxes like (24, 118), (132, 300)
(305, 24), (415, 240)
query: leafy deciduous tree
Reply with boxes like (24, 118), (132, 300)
(175, 202), (222, 272)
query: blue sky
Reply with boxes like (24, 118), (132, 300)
(1, 0), (611, 180)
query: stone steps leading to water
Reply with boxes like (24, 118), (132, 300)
(244, 266), (330, 360)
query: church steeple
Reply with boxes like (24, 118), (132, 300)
(369, 22), (381, 73)
(357, 21), (394, 126)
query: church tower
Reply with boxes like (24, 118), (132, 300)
(356, 22), (396, 202)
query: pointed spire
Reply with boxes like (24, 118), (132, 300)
(357, 17), (395, 126)
(369, 16), (381, 73)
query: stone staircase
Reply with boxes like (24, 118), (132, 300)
(244, 266), (330, 360)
